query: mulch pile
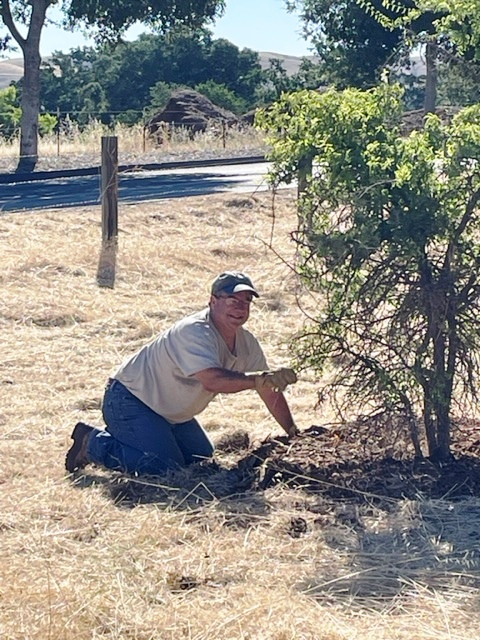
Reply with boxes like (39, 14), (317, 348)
(234, 417), (480, 502)
(400, 106), (462, 136)
(104, 416), (480, 508)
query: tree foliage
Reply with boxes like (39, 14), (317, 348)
(0, 83), (55, 135)
(65, 0), (224, 39)
(194, 80), (247, 114)
(401, 0), (480, 59)
(354, 1), (480, 109)
(32, 28), (326, 124)
(36, 30), (265, 120)
(287, 0), (405, 88)
(0, 84), (20, 137)
(257, 84), (480, 460)
(290, 1), (479, 112)
(437, 57), (480, 105)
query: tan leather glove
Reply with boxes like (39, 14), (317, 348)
(255, 368), (298, 393)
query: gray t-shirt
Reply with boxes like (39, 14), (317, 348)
(113, 308), (268, 423)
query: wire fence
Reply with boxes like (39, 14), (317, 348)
(0, 105), (257, 136)
(0, 115), (266, 173)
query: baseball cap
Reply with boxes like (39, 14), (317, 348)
(211, 271), (259, 297)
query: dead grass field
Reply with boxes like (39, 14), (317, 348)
(1, 187), (480, 640)
(0, 121), (267, 174)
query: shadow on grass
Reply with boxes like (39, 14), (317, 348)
(68, 451), (273, 528)
(298, 497), (480, 610)
(227, 426), (480, 609)
(68, 424), (480, 609)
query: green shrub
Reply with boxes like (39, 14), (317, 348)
(0, 86), (21, 139)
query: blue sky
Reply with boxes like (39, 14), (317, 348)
(211, 0), (311, 56)
(10, 0), (312, 59)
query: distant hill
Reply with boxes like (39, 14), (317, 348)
(0, 52), (315, 89)
(258, 51), (317, 76)
(0, 57), (23, 89)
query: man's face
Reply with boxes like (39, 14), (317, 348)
(210, 290), (254, 331)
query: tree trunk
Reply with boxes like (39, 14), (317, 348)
(423, 41), (437, 116)
(435, 411), (452, 460)
(297, 151), (314, 231)
(429, 372), (453, 461)
(423, 395), (438, 458)
(13, 1), (49, 173)
(17, 43), (42, 173)
(428, 291), (454, 461)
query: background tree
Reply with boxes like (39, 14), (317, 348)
(262, 58), (297, 95)
(194, 80), (247, 114)
(437, 57), (480, 106)
(290, 57), (328, 90)
(254, 55), (324, 105)
(0, 84), (20, 137)
(36, 48), (101, 118)
(257, 84), (480, 461)
(431, 0), (480, 57)
(148, 80), (183, 114)
(287, 0), (404, 88)
(355, 1), (480, 113)
(0, 0), (225, 172)
(289, 0), (451, 112)
(415, 0), (480, 108)
(36, 29), (265, 123)
(1, 0), (51, 172)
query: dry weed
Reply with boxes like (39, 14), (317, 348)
(0, 122), (266, 172)
(0, 188), (479, 639)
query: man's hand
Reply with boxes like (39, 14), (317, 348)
(284, 423), (300, 438)
(255, 368), (298, 393)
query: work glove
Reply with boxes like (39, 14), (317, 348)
(255, 367), (298, 393)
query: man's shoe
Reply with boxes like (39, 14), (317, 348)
(65, 422), (94, 472)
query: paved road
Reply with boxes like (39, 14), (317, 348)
(0, 161), (275, 213)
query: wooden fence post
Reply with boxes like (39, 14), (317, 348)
(101, 135), (118, 241)
(297, 153), (313, 199)
(97, 136), (118, 288)
(222, 121), (227, 148)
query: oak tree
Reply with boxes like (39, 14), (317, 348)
(287, 0), (404, 88)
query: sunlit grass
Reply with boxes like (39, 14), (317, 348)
(1, 187), (479, 639)
(0, 119), (266, 169)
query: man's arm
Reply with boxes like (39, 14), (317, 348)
(194, 366), (298, 394)
(193, 367), (257, 393)
(194, 367), (299, 438)
(256, 386), (299, 438)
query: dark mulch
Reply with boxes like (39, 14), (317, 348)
(97, 417), (480, 510)
(234, 418), (480, 503)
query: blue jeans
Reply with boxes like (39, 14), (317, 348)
(87, 379), (214, 475)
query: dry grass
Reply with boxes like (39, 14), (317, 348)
(0, 121), (266, 172)
(1, 188), (480, 639)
